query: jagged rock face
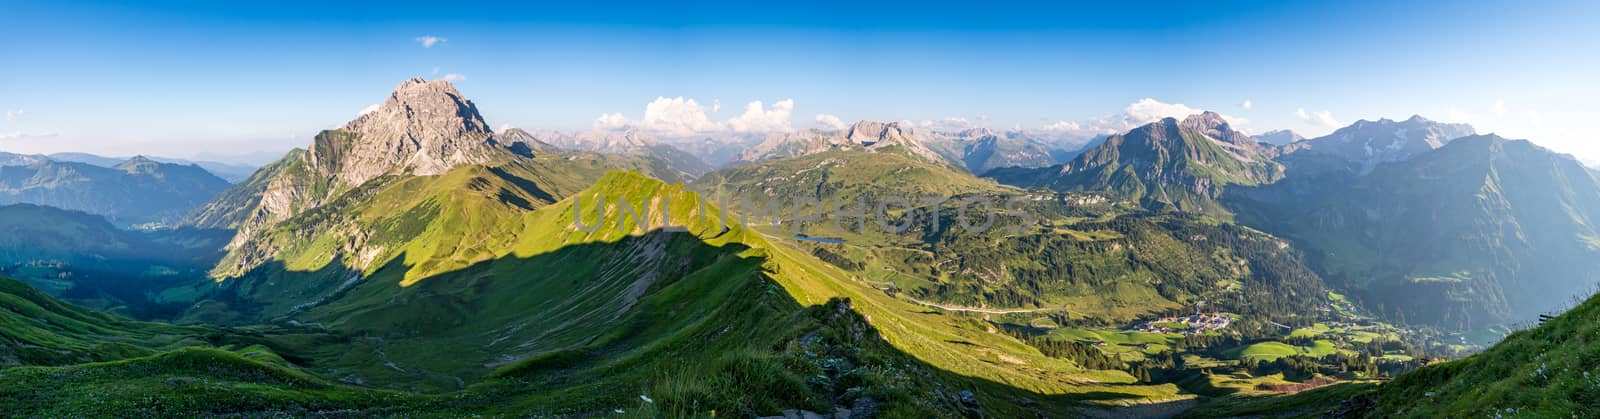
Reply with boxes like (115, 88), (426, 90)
(256, 78), (504, 223)
(845, 120), (930, 155)
(330, 77), (497, 186)
(1284, 115), (1476, 174)
(1178, 112), (1251, 146)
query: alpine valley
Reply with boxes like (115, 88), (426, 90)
(4, 77), (1598, 418)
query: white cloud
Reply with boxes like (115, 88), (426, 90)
(1491, 100), (1507, 117)
(1239, 100), (1253, 110)
(1445, 107), (1472, 123)
(904, 117), (978, 132)
(1296, 108), (1340, 128)
(593, 112), (629, 130)
(712, 99), (721, 113)
(640, 97), (721, 135)
(1123, 99), (1214, 124)
(441, 73), (466, 82)
(934, 117), (976, 131)
(415, 36), (446, 48)
(357, 104), (381, 116)
(497, 124), (515, 132)
(596, 97), (797, 135)
(815, 114), (848, 130)
(726, 99), (795, 133)
(431, 67), (440, 75)
(3, 109), (21, 123)
(1526, 110), (1544, 127)
(1039, 120), (1082, 132)
(1037, 98), (1244, 138)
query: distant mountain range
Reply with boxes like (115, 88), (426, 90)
(0, 155), (230, 226)
(1251, 129), (1304, 146)
(46, 152), (263, 183)
(922, 127), (1062, 174)
(0, 151), (264, 183)
(1280, 115), (1476, 174)
(514, 128), (714, 178)
(734, 121), (1075, 175)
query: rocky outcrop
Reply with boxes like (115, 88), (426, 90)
(245, 79), (505, 225)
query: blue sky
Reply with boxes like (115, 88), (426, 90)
(1, 0), (1597, 162)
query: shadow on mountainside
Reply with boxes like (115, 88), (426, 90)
(132, 229), (1179, 417)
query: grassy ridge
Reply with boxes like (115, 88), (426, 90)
(1373, 290), (1600, 416)
(0, 171), (1108, 416)
(0, 276), (206, 367)
(0, 347), (425, 416)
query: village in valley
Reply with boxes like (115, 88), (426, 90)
(1133, 312), (1234, 334)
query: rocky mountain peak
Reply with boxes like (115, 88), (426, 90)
(316, 77), (501, 187)
(845, 120), (945, 163)
(1177, 111), (1255, 146)
(190, 77), (511, 236)
(845, 120), (913, 144)
(343, 78), (491, 138)
(1178, 111), (1230, 132)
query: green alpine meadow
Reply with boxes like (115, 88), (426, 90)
(4, 2), (1600, 417)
